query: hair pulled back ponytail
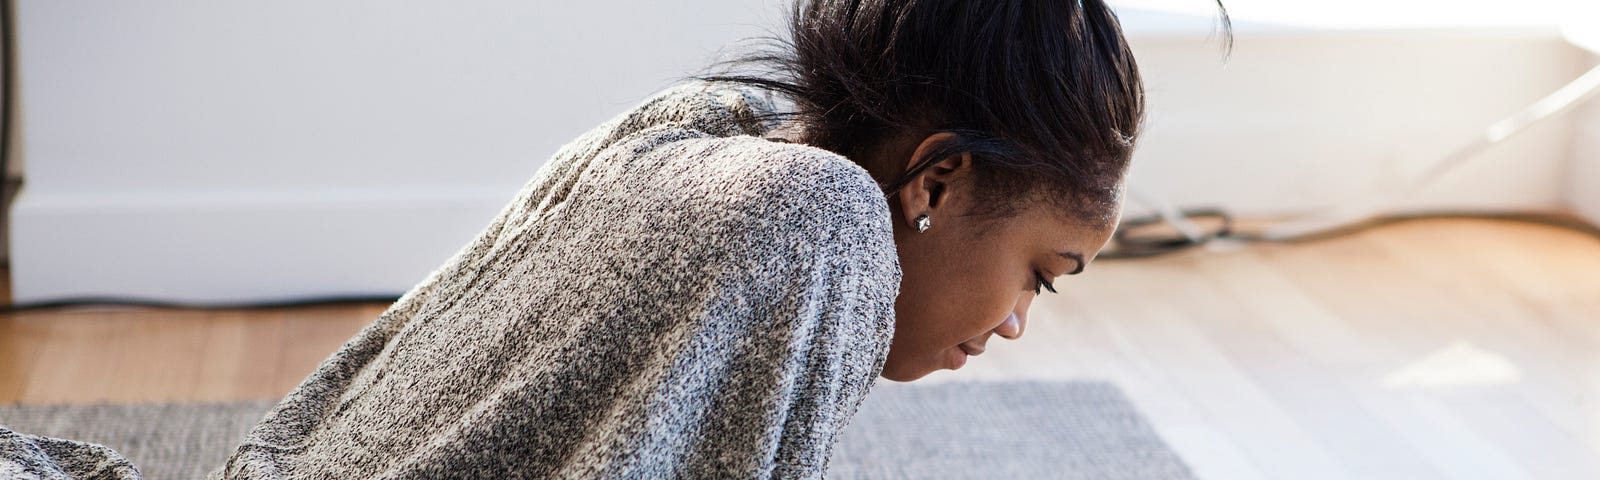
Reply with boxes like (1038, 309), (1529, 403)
(704, 0), (1230, 225)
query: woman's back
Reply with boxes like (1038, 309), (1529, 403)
(209, 81), (902, 479)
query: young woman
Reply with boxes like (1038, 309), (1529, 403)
(4, 1), (1227, 478)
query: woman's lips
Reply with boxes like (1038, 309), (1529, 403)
(948, 342), (988, 370)
(957, 343), (984, 357)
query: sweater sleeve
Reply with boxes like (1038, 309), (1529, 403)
(765, 155), (903, 477)
(0, 429), (142, 480)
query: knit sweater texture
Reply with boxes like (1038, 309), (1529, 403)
(0, 80), (903, 479)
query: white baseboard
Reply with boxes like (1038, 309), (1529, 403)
(8, 187), (514, 305)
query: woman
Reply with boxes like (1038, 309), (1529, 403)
(4, 0), (1227, 478)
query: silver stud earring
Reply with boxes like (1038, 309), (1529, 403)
(914, 214), (931, 233)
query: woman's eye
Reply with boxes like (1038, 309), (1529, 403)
(1033, 272), (1057, 295)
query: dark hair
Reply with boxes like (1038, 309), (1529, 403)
(702, 0), (1231, 227)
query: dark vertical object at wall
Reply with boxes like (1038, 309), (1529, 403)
(1, 0), (14, 267)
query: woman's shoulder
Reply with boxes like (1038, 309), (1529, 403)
(614, 79), (782, 139)
(578, 79), (894, 250)
(714, 135), (880, 197)
(631, 129), (889, 229)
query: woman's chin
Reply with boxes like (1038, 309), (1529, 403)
(878, 361), (917, 382)
(880, 349), (966, 382)
(946, 344), (968, 370)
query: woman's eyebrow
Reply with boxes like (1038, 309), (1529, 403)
(1059, 252), (1086, 275)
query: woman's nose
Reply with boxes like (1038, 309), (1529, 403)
(994, 311), (1026, 340)
(994, 293), (1033, 340)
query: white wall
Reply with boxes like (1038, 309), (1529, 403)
(1569, 54), (1600, 226)
(1123, 29), (1589, 218)
(1560, 0), (1600, 225)
(10, 1), (776, 303)
(9, 2), (1596, 303)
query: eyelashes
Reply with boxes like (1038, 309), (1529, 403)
(1033, 272), (1057, 295)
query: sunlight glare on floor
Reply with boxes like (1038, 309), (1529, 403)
(1382, 341), (1523, 389)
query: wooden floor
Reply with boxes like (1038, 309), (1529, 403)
(2, 218), (1597, 479)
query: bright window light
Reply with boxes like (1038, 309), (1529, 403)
(1109, 0), (1576, 30)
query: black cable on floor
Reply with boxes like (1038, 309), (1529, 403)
(1099, 207), (1234, 259)
(1231, 211), (1600, 244)
(1100, 208), (1600, 260)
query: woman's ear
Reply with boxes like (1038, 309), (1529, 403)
(893, 133), (973, 231)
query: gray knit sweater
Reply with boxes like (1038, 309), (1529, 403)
(0, 81), (903, 479)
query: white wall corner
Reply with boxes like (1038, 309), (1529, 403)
(1568, 54), (1600, 227)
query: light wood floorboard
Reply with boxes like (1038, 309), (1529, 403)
(1, 218), (1596, 479)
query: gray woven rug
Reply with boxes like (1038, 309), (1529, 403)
(0, 381), (1193, 479)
